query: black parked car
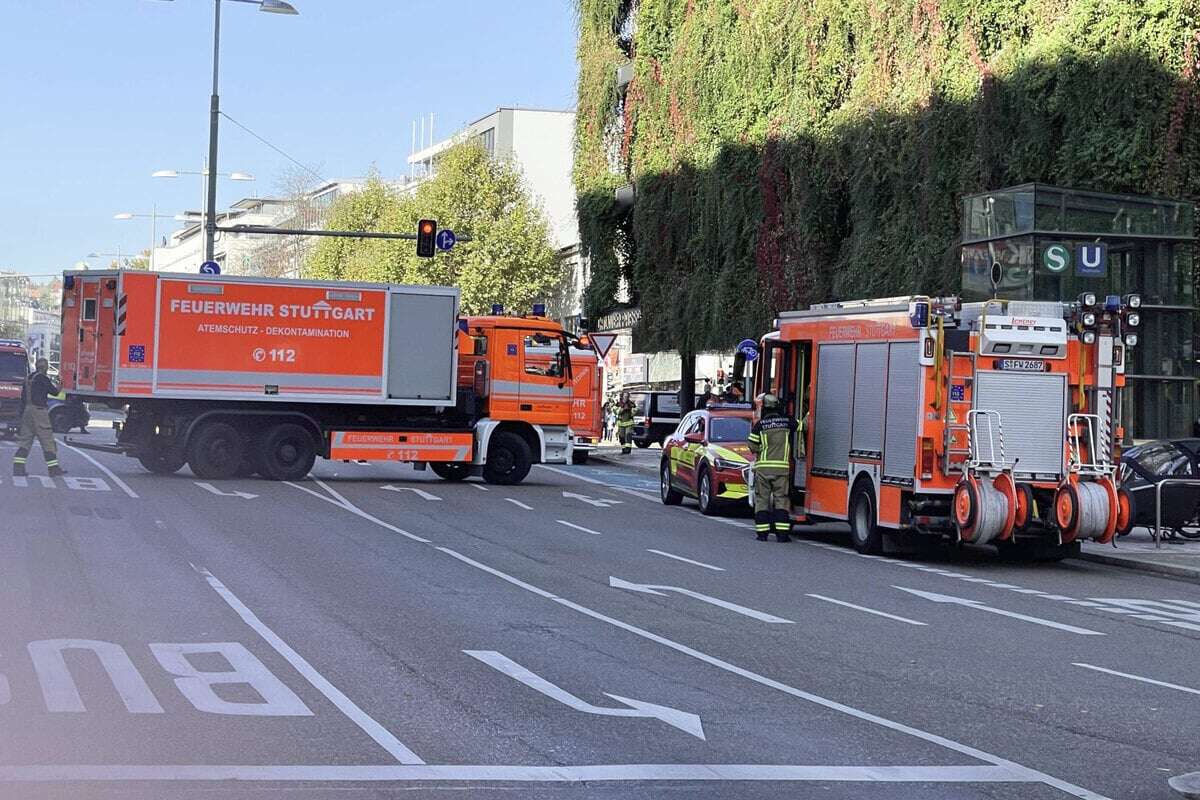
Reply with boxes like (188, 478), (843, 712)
(626, 391), (685, 448)
(1117, 439), (1200, 539)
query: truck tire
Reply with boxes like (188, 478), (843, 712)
(137, 445), (186, 475)
(484, 431), (533, 485)
(849, 483), (884, 555)
(257, 423), (317, 481)
(431, 462), (470, 481)
(187, 421), (246, 480)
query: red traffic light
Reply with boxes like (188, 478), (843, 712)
(416, 219), (437, 258)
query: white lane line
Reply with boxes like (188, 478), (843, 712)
(646, 549), (725, 572)
(284, 481), (345, 508)
(895, 587), (1105, 636)
(557, 520), (602, 536)
(313, 477), (354, 508)
(436, 547), (1109, 800)
(610, 576), (793, 624)
(1073, 663), (1200, 696)
(0, 763), (1039, 783)
(805, 594), (927, 626)
(537, 464), (658, 498)
(470, 483), (489, 491)
(193, 565), (425, 764)
(286, 481), (430, 544)
(505, 498), (533, 511)
(59, 443), (138, 499)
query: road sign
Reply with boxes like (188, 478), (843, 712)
(199, 260), (221, 275)
(589, 332), (617, 359)
(1076, 243), (1107, 277)
(1042, 244), (1070, 273)
(436, 229), (457, 251)
(736, 338), (759, 362)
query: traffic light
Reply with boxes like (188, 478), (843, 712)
(416, 219), (437, 258)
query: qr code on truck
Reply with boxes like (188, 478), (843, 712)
(128, 345), (146, 363)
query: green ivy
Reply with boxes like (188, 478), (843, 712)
(574, 0), (1200, 353)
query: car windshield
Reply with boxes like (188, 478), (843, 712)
(709, 416), (751, 442)
(1129, 442), (1195, 477)
(0, 352), (27, 381)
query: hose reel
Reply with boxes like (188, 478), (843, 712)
(1054, 478), (1118, 544)
(954, 473), (1016, 546)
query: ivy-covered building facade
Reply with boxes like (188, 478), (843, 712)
(574, 0), (1200, 438)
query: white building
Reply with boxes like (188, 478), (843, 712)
(407, 108), (585, 326)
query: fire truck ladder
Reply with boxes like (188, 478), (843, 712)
(941, 350), (976, 475)
(1067, 413), (1115, 478)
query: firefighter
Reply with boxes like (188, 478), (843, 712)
(748, 392), (795, 542)
(13, 358), (63, 478)
(616, 396), (636, 454)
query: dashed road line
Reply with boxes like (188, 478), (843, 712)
(505, 498), (533, 511)
(805, 594), (927, 626)
(557, 520), (602, 536)
(647, 549), (725, 572)
(1073, 663), (1200, 696)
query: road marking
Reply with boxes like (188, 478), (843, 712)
(557, 520), (601, 536)
(150, 642), (312, 716)
(28, 639), (163, 714)
(805, 594), (927, 626)
(1073, 663), (1200, 696)
(464, 650), (705, 739)
(286, 481), (431, 544)
(895, 587), (1105, 636)
(194, 565), (424, 765)
(537, 464), (658, 498)
(609, 576), (793, 624)
(436, 547), (1111, 800)
(194, 482), (258, 500)
(60, 443), (138, 498)
(382, 485), (441, 501)
(505, 498), (533, 510)
(562, 491), (623, 508)
(469, 483), (489, 491)
(0, 763), (1043, 784)
(646, 549), (725, 571)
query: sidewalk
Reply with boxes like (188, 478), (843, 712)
(590, 446), (1200, 582)
(1077, 528), (1200, 583)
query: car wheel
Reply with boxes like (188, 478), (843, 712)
(571, 449), (590, 465)
(660, 462), (683, 506)
(635, 438), (652, 449)
(484, 431), (533, 485)
(849, 483), (883, 554)
(431, 462), (470, 481)
(187, 421), (245, 480)
(697, 467), (719, 516)
(49, 407), (71, 434)
(257, 423), (317, 481)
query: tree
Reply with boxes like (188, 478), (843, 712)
(306, 145), (563, 314)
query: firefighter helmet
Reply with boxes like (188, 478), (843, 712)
(758, 392), (780, 409)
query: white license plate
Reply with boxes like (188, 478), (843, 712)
(997, 358), (1046, 372)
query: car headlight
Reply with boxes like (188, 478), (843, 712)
(713, 457), (746, 472)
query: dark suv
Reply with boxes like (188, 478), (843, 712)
(626, 391), (684, 448)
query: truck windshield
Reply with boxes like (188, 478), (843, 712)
(709, 416), (751, 442)
(0, 353), (28, 381)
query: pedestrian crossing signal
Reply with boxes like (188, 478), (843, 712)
(416, 219), (437, 258)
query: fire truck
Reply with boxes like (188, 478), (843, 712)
(0, 338), (31, 437)
(60, 270), (579, 484)
(750, 293), (1140, 558)
(528, 336), (604, 463)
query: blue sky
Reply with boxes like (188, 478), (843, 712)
(0, 0), (579, 278)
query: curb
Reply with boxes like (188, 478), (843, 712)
(1072, 550), (1200, 584)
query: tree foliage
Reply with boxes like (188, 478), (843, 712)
(306, 145), (563, 314)
(575, 0), (1200, 353)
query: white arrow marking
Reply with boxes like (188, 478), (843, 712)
(194, 482), (258, 500)
(381, 485), (442, 501)
(894, 587), (1105, 635)
(609, 577), (793, 624)
(562, 491), (624, 508)
(464, 650), (704, 740)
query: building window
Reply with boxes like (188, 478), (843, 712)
(479, 127), (495, 156)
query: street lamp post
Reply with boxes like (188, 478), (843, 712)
(153, 166), (253, 266)
(114, 204), (179, 271)
(194, 0), (298, 263)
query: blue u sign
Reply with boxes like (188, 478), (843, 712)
(1075, 243), (1107, 277)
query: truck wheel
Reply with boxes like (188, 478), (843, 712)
(188, 421), (246, 480)
(571, 449), (590, 465)
(849, 484), (883, 555)
(137, 445), (186, 475)
(484, 431), (533, 485)
(431, 462), (470, 481)
(258, 423), (317, 481)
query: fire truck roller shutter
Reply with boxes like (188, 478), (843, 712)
(813, 344), (854, 475)
(973, 371), (1067, 479)
(851, 343), (886, 457)
(387, 292), (457, 402)
(883, 342), (920, 482)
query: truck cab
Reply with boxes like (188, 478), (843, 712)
(0, 339), (30, 436)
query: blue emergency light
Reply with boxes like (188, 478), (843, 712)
(531, 303), (546, 316)
(1104, 295), (1122, 312)
(491, 304), (504, 315)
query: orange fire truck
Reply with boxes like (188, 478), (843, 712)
(61, 270), (579, 484)
(751, 293), (1140, 558)
(528, 337), (604, 463)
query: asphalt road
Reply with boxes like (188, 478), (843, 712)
(1, 432), (1198, 799)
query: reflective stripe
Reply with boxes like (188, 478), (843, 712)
(12, 457), (27, 464)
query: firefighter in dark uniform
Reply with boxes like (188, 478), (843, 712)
(616, 396), (636, 454)
(747, 393), (795, 542)
(13, 358), (63, 478)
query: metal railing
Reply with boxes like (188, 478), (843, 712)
(1067, 413), (1115, 477)
(1153, 477), (1200, 549)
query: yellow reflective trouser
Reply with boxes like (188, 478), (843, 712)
(617, 421), (634, 445)
(753, 470), (791, 537)
(15, 405), (58, 467)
